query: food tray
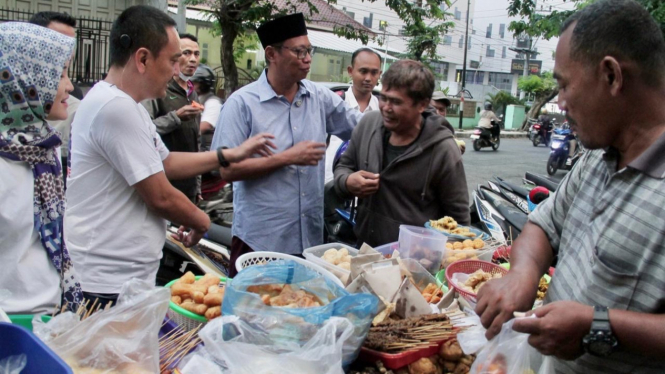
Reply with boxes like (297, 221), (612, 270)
(0, 322), (73, 374)
(445, 260), (508, 300)
(303, 243), (358, 284)
(165, 275), (226, 331)
(425, 221), (490, 241)
(236, 251), (345, 288)
(358, 337), (454, 370)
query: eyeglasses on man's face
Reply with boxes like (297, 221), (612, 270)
(280, 46), (314, 59)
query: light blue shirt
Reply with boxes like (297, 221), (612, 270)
(211, 71), (361, 254)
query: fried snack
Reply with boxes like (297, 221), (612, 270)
(453, 241), (464, 250)
(249, 283), (322, 308)
(408, 357), (441, 374)
(170, 296), (182, 304)
(536, 276), (549, 300)
(204, 306), (221, 320)
(421, 283), (444, 304)
(459, 269), (503, 294)
(439, 339), (463, 361)
(203, 289), (224, 307)
(321, 247), (353, 269)
(462, 240), (474, 249)
(179, 271), (197, 284)
(195, 274), (221, 289)
(192, 291), (205, 304)
(180, 300), (208, 315)
(171, 282), (208, 297)
(446, 242), (454, 250)
(247, 284), (284, 297)
(472, 239), (485, 249)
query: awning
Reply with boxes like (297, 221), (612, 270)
(307, 29), (401, 60)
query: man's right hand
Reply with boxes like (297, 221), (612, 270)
(283, 141), (326, 166)
(176, 105), (202, 121)
(475, 270), (539, 339)
(346, 170), (380, 198)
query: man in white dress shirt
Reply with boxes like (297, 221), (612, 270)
(325, 48), (382, 183)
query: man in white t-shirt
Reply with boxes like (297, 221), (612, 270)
(325, 48), (382, 183)
(65, 6), (275, 306)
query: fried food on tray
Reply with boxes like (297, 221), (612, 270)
(429, 216), (477, 238)
(459, 269), (503, 295)
(421, 283), (444, 304)
(169, 271), (225, 320)
(321, 247), (353, 269)
(248, 284), (322, 308)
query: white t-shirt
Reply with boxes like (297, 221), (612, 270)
(0, 158), (60, 314)
(324, 87), (380, 184)
(200, 96), (223, 128)
(65, 81), (170, 294)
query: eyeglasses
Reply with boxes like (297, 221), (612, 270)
(280, 46), (314, 60)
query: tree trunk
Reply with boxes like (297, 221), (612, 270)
(519, 89), (558, 130)
(220, 22), (240, 99)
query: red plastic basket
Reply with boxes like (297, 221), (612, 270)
(445, 260), (508, 300)
(358, 337), (454, 370)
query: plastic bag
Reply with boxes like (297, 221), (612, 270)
(34, 279), (170, 374)
(470, 318), (554, 374)
(223, 260), (379, 366)
(0, 354), (26, 374)
(179, 315), (354, 374)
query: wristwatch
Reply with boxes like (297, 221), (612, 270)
(216, 146), (230, 167)
(582, 305), (618, 357)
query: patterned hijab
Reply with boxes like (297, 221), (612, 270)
(0, 22), (83, 311)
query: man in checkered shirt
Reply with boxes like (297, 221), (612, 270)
(475, 1), (665, 373)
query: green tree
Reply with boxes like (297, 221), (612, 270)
(517, 72), (558, 129)
(486, 91), (524, 118)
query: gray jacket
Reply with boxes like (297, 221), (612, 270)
(334, 110), (470, 247)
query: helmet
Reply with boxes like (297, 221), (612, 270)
(191, 64), (216, 91)
(541, 108), (548, 115)
(484, 102), (492, 111)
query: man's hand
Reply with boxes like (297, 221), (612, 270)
(475, 270), (540, 339)
(346, 170), (380, 198)
(228, 133), (276, 162)
(171, 225), (206, 247)
(283, 141), (326, 166)
(175, 105), (202, 121)
(513, 301), (594, 360)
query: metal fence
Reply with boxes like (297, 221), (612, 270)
(0, 8), (112, 85)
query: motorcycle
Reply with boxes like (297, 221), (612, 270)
(531, 119), (554, 147)
(547, 127), (583, 175)
(526, 118), (539, 141)
(471, 116), (502, 152)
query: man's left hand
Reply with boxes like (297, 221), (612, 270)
(513, 301), (594, 360)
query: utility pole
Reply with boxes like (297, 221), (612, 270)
(458, 0), (471, 130)
(380, 21), (389, 73)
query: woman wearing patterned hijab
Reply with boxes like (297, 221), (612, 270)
(0, 22), (83, 314)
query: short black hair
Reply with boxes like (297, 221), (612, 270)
(179, 33), (198, 43)
(381, 59), (434, 104)
(29, 11), (76, 28)
(109, 5), (177, 68)
(351, 48), (382, 66)
(561, 0), (665, 86)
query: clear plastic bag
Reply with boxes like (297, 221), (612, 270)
(470, 318), (554, 374)
(178, 315), (354, 374)
(0, 354), (26, 374)
(34, 279), (170, 374)
(223, 260), (379, 366)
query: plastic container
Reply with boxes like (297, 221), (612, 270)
(398, 225), (448, 274)
(373, 241), (400, 258)
(9, 314), (51, 332)
(445, 260), (508, 300)
(0, 322), (73, 374)
(401, 258), (437, 292)
(303, 243), (358, 284)
(358, 337), (454, 370)
(165, 275), (226, 331)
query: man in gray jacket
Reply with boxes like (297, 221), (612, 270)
(334, 60), (470, 247)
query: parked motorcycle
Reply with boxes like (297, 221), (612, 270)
(471, 117), (502, 151)
(547, 126), (583, 175)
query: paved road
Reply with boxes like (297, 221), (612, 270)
(461, 138), (567, 199)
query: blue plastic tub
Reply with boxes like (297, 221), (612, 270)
(0, 322), (72, 374)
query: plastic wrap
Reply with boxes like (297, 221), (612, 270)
(34, 279), (170, 374)
(469, 318), (554, 374)
(223, 260), (379, 366)
(179, 315), (354, 374)
(0, 355), (26, 374)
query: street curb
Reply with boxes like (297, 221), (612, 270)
(456, 131), (528, 139)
